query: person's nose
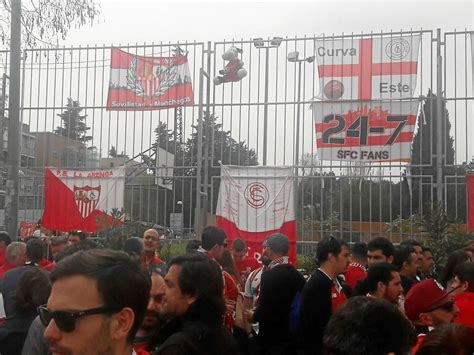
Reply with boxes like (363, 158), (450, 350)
(43, 319), (62, 343)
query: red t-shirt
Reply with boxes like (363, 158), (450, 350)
(345, 263), (367, 289)
(331, 279), (347, 311)
(234, 257), (260, 278)
(39, 259), (55, 272)
(454, 292), (474, 328)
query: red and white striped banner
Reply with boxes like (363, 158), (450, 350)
(216, 166), (296, 264)
(315, 35), (421, 100)
(107, 48), (194, 111)
(312, 100), (419, 162)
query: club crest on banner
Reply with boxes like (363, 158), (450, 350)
(74, 185), (101, 219)
(244, 182), (269, 209)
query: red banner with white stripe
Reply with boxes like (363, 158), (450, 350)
(42, 167), (125, 232)
(107, 48), (194, 110)
(312, 100), (419, 162)
(315, 35), (421, 100)
(216, 166), (296, 264)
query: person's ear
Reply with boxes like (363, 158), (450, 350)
(418, 313), (434, 327)
(377, 281), (386, 294)
(110, 307), (134, 341)
(387, 255), (394, 264)
(462, 281), (469, 292)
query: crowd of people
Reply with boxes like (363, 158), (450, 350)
(0, 227), (472, 354)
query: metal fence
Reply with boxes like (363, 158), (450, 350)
(0, 28), (472, 255)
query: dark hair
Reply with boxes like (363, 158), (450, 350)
(440, 250), (470, 288)
(123, 237), (144, 262)
(168, 253), (226, 327)
(185, 239), (201, 253)
(201, 226), (227, 251)
(26, 238), (46, 263)
(366, 263), (398, 293)
(351, 242), (367, 260)
(231, 238), (246, 252)
(393, 245), (415, 271)
(54, 239), (99, 263)
(422, 246), (432, 253)
(401, 239), (422, 248)
(0, 232), (12, 246)
(316, 237), (347, 264)
(51, 249), (151, 342)
(417, 324), (474, 355)
(218, 249), (242, 288)
(367, 237), (395, 258)
(68, 230), (86, 240)
(15, 267), (51, 315)
(323, 297), (416, 355)
(454, 262), (474, 292)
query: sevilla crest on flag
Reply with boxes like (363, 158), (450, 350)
(315, 35), (421, 100)
(216, 166), (296, 264)
(107, 48), (194, 110)
(42, 167), (125, 233)
(74, 185), (101, 219)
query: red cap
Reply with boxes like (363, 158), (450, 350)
(404, 279), (453, 321)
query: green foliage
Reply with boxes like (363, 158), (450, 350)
(418, 204), (472, 271)
(297, 254), (317, 274)
(55, 98), (92, 144)
(159, 241), (187, 262)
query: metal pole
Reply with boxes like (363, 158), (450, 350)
(194, 68), (205, 237)
(263, 47), (270, 166)
(435, 28), (444, 205)
(294, 60), (302, 224)
(202, 41), (212, 226)
(5, 0), (21, 239)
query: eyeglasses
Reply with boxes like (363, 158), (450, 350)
(143, 235), (159, 241)
(427, 300), (455, 313)
(37, 305), (118, 332)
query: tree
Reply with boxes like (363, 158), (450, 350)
(109, 145), (129, 159)
(55, 98), (92, 144)
(0, 0), (100, 48)
(408, 90), (466, 220)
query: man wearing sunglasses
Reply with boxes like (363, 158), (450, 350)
(404, 278), (460, 354)
(39, 249), (151, 355)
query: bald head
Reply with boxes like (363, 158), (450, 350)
(143, 229), (160, 253)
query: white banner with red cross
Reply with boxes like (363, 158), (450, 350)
(315, 35), (421, 100)
(107, 48), (194, 110)
(216, 166), (296, 264)
(312, 100), (419, 162)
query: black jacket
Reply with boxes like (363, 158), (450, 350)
(253, 263), (306, 352)
(153, 316), (238, 355)
(297, 269), (334, 355)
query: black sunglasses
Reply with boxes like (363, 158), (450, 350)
(37, 305), (118, 332)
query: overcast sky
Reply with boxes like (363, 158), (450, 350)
(66, 0), (473, 45)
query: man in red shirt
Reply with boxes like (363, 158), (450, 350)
(404, 279), (459, 353)
(200, 226), (238, 330)
(141, 229), (166, 274)
(231, 238), (260, 282)
(451, 262), (474, 328)
(0, 242), (26, 279)
(0, 232), (11, 267)
(345, 242), (367, 290)
(26, 238), (54, 271)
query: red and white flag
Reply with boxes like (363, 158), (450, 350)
(312, 100), (419, 162)
(216, 166), (296, 264)
(315, 35), (421, 100)
(107, 48), (194, 110)
(42, 167), (125, 232)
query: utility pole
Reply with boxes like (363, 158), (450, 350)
(5, 0), (21, 238)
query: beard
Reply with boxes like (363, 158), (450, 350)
(140, 311), (162, 331)
(261, 256), (271, 266)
